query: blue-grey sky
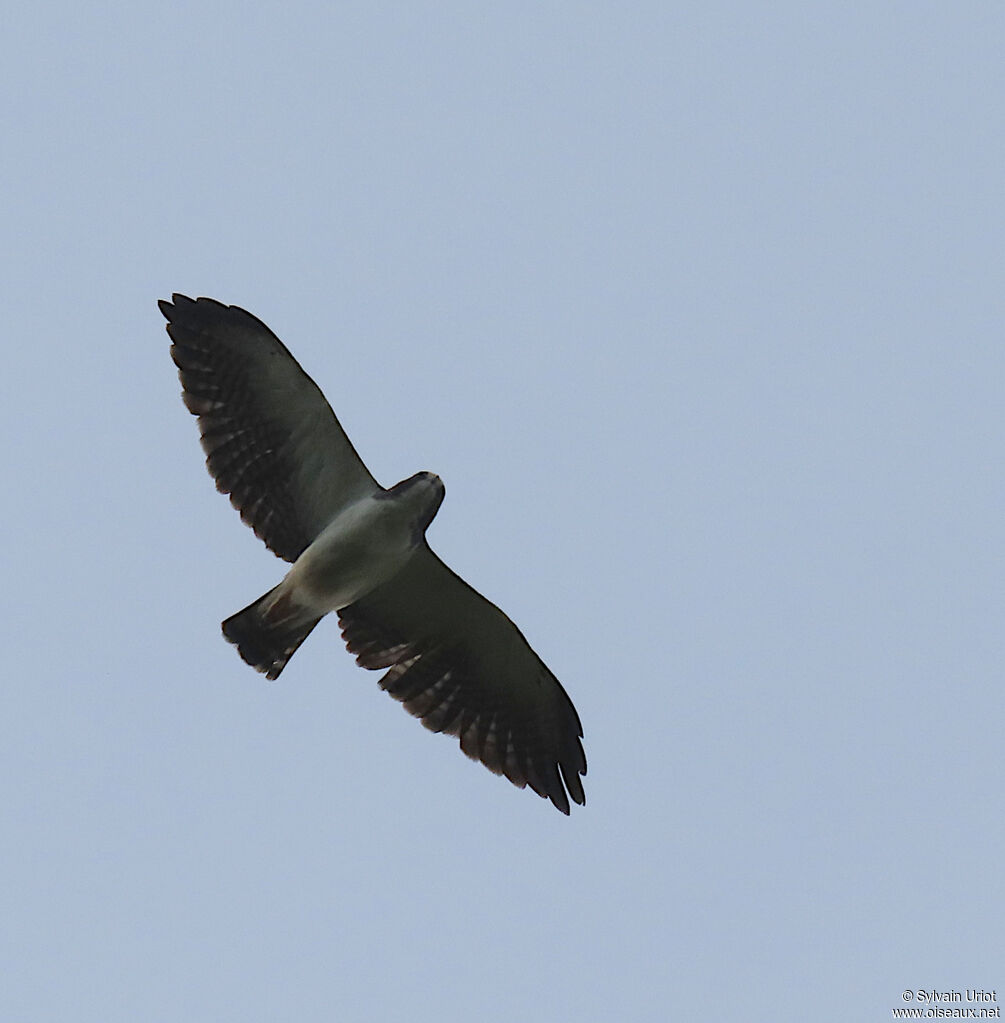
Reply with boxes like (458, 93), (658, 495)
(3, 3), (1003, 1021)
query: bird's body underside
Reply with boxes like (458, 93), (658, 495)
(161, 293), (586, 813)
(225, 474), (443, 679)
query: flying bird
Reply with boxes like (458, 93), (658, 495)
(160, 294), (586, 813)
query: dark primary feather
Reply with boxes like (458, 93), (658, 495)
(339, 545), (587, 814)
(160, 294), (378, 561)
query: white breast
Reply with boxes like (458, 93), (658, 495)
(280, 473), (443, 613)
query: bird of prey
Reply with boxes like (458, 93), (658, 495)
(160, 294), (586, 813)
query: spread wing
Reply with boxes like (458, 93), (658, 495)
(161, 294), (380, 562)
(338, 545), (587, 814)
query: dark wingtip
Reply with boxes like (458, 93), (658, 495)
(159, 293), (214, 323)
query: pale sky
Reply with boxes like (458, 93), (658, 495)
(3, 3), (1003, 1021)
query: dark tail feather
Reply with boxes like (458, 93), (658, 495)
(222, 586), (322, 680)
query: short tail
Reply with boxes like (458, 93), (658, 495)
(222, 586), (323, 680)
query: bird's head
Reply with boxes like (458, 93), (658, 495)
(391, 471), (445, 540)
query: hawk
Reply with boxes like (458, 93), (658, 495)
(161, 295), (586, 814)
